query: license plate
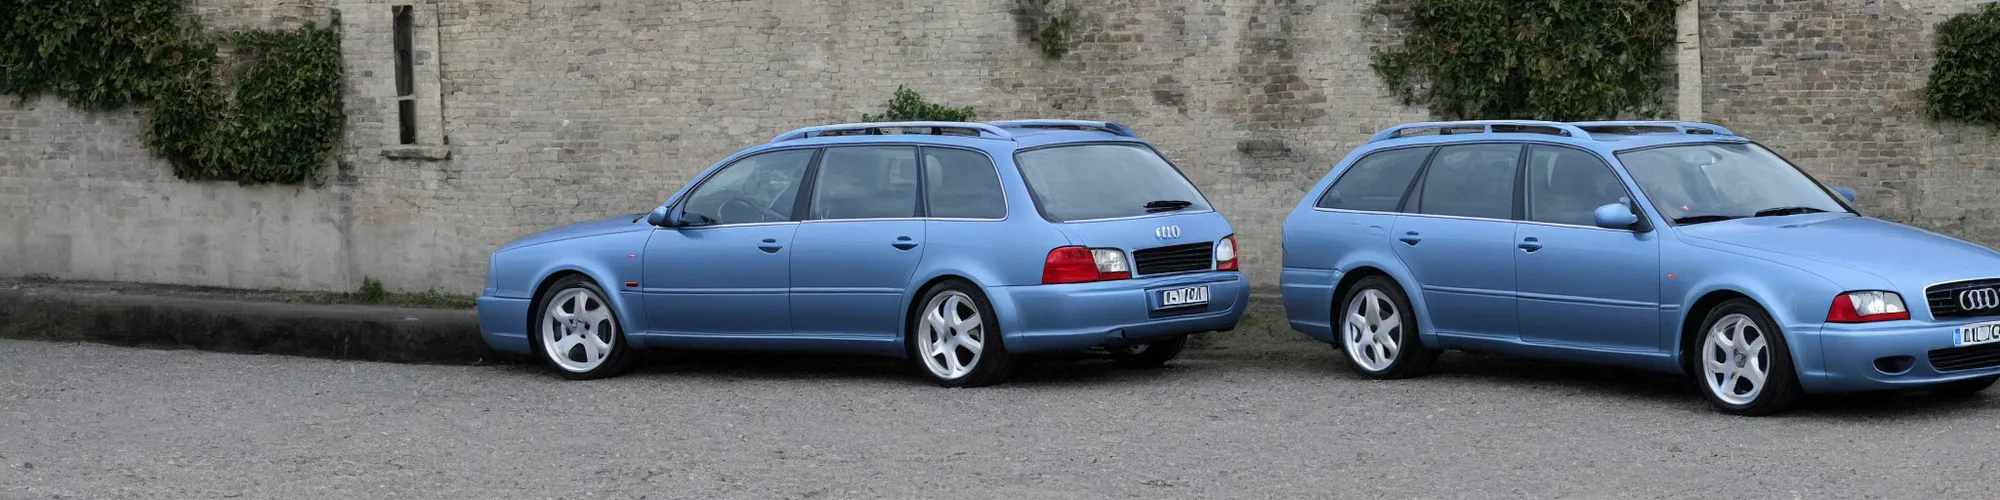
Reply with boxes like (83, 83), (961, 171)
(1158, 286), (1210, 309)
(1958, 321), (2000, 347)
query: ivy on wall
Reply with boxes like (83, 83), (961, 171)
(1370, 0), (1681, 121)
(0, 0), (343, 184)
(860, 86), (978, 122)
(1927, 3), (2000, 128)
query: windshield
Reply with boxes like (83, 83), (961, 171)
(1015, 143), (1214, 222)
(1616, 143), (1849, 225)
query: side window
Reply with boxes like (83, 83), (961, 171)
(1316, 147), (1432, 211)
(922, 147), (1006, 219)
(680, 149), (813, 226)
(1527, 146), (1630, 227)
(810, 146), (920, 220)
(1417, 144), (1521, 219)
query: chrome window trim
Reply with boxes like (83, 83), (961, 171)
(1307, 207), (1643, 234)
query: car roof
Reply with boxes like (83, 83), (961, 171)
(751, 119), (1152, 154)
(1356, 120), (1754, 157)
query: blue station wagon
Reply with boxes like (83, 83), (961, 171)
(1281, 120), (2000, 415)
(478, 120), (1248, 386)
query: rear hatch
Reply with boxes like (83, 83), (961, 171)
(1015, 142), (1235, 277)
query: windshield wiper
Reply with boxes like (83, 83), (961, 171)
(1752, 206), (1828, 218)
(1673, 214), (1740, 225)
(1144, 200), (1194, 213)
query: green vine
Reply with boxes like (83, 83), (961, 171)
(1927, 3), (2000, 128)
(0, 0), (343, 184)
(1370, 0), (1681, 121)
(860, 85), (978, 122)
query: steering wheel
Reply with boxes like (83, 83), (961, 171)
(719, 197), (785, 223)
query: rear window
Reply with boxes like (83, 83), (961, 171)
(1014, 144), (1213, 222)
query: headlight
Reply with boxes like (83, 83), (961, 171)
(1826, 291), (1909, 323)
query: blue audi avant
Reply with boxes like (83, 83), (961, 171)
(1281, 120), (2000, 415)
(478, 120), (1247, 386)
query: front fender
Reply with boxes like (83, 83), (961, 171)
(492, 230), (651, 344)
(1666, 241), (1851, 384)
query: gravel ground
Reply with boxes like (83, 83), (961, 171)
(4, 338), (1998, 500)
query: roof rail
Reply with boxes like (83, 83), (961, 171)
(987, 119), (1138, 138)
(769, 121), (1014, 143)
(1367, 120), (1591, 143)
(1569, 121), (1735, 136)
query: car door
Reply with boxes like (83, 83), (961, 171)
(789, 145), (927, 339)
(1390, 143), (1524, 342)
(1515, 144), (1662, 352)
(642, 148), (815, 335)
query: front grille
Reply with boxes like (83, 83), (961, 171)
(1925, 278), (2000, 320)
(1930, 342), (2000, 372)
(1131, 242), (1214, 276)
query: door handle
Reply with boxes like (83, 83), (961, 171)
(758, 238), (783, 253)
(1398, 231), (1421, 246)
(1518, 237), (1542, 253)
(892, 236), (919, 250)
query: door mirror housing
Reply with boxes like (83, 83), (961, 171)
(1831, 186), (1856, 202)
(646, 205), (680, 227)
(1593, 203), (1641, 230)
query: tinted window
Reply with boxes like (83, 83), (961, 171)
(1527, 146), (1630, 227)
(1417, 144), (1520, 219)
(1015, 144), (1213, 222)
(810, 146), (920, 220)
(680, 149), (813, 226)
(923, 147), (1006, 219)
(1317, 147), (1432, 211)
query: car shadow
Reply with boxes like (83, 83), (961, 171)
(617, 349), (1200, 388)
(1417, 351), (1997, 418)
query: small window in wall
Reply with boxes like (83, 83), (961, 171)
(393, 5), (416, 145)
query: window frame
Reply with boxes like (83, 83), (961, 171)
(1312, 145), (1438, 213)
(1521, 143), (1651, 233)
(918, 145), (1011, 222)
(1010, 140), (1218, 224)
(670, 147), (822, 229)
(1408, 142), (1529, 222)
(802, 145), (926, 222)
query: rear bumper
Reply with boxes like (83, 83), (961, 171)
(987, 271), (1249, 353)
(476, 295), (534, 355)
(1801, 320), (2000, 393)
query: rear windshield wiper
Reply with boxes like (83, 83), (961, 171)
(1672, 214), (1740, 225)
(1752, 206), (1828, 218)
(1144, 200), (1194, 213)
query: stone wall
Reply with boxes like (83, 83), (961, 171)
(1700, 0), (2000, 243)
(4, 0), (1999, 296)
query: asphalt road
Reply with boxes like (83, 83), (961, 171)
(4, 337), (1998, 500)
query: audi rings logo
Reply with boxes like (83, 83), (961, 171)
(1962, 288), (2000, 311)
(1154, 225), (1182, 239)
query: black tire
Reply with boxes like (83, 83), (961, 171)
(1930, 375), (1999, 399)
(1335, 275), (1437, 379)
(1108, 335), (1189, 368)
(907, 280), (1013, 387)
(1691, 299), (1802, 416)
(530, 275), (636, 380)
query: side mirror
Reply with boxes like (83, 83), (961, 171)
(1832, 186), (1856, 202)
(1593, 203), (1641, 230)
(645, 205), (678, 227)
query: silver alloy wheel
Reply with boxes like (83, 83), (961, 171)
(541, 287), (617, 373)
(1343, 289), (1402, 372)
(1702, 313), (1770, 406)
(917, 290), (985, 380)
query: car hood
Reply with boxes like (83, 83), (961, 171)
(497, 213), (650, 252)
(1677, 213), (2000, 289)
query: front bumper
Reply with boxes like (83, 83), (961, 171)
(476, 295), (534, 355)
(1802, 319), (2000, 393)
(987, 271), (1249, 353)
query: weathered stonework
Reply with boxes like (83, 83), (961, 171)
(3, 0), (1998, 297)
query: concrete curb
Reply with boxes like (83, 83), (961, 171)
(0, 286), (505, 364)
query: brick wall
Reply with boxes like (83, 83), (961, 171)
(4, 0), (1998, 296)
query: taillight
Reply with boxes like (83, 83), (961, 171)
(1215, 235), (1238, 271)
(1042, 246), (1131, 284)
(1827, 291), (1910, 323)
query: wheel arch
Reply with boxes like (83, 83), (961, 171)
(899, 273), (989, 357)
(525, 268), (637, 351)
(1675, 288), (1756, 375)
(1331, 263), (1433, 347)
